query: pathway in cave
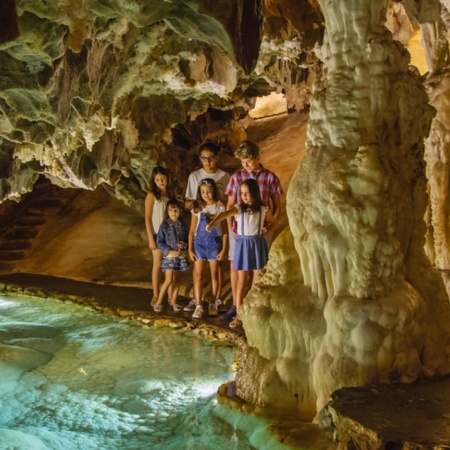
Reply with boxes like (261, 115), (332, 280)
(0, 272), (245, 336)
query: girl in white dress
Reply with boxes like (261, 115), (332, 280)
(144, 166), (173, 306)
(206, 179), (275, 328)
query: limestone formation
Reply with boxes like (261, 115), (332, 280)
(238, 0), (450, 421)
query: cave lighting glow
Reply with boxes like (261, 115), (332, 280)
(0, 293), (276, 450)
(249, 92), (287, 119)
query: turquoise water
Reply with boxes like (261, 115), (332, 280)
(0, 293), (270, 449)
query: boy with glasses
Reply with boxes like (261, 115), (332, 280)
(184, 142), (230, 210)
(184, 142), (230, 313)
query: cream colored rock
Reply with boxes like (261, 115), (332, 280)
(238, 0), (450, 419)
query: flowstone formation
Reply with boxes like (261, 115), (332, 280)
(238, 0), (450, 421)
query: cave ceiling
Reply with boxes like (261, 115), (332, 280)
(0, 0), (322, 205)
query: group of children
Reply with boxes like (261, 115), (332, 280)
(144, 141), (283, 328)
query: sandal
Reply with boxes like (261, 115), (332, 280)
(229, 317), (242, 328)
(153, 304), (163, 313)
(169, 302), (183, 312)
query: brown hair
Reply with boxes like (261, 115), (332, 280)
(234, 140), (259, 160)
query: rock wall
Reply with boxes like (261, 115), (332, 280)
(238, 0), (450, 417)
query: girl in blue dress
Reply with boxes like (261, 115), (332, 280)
(206, 179), (275, 327)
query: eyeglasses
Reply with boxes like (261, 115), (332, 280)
(199, 156), (216, 162)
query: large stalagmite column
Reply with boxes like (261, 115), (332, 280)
(237, 0), (450, 418)
(420, 3), (450, 287)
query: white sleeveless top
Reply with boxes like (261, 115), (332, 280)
(152, 197), (168, 234)
(235, 205), (267, 236)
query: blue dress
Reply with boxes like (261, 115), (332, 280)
(233, 208), (268, 271)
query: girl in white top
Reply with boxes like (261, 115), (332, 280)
(206, 179), (275, 328)
(188, 178), (228, 319)
(144, 166), (173, 306)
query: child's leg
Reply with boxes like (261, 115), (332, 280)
(193, 260), (205, 305)
(230, 263), (238, 305)
(251, 270), (261, 287)
(209, 260), (220, 300)
(169, 272), (181, 302)
(151, 249), (163, 304)
(235, 270), (250, 313)
(155, 270), (174, 306)
(217, 261), (224, 300)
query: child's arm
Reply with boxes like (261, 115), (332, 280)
(217, 222), (228, 261)
(206, 206), (238, 232)
(263, 208), (277, 235)
(144, 193), (157, 250)
(184, 198), (194, 210)
(156, 227), (175, 257)
(225, 196), (235, 236)
(188, 214), (198, 261)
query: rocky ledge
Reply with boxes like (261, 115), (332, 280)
(319, 377), (450, 449)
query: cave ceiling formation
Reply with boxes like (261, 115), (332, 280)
(0, 0), (321, 205)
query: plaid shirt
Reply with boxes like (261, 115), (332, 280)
(225, 165), (283, 231)
(225, 165), (283, 206)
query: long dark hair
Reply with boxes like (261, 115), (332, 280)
(240, 179), (263, 213)
(150, 166), (171, 200)
(192, 178), (219, 213)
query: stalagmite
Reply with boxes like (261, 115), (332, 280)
(238, 0), (450, 418)
(421, 2), (450, 291)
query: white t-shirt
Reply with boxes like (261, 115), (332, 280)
(193, 203), (225, 235)
(235, 205), (268, 236)
(185, 168), (230, 201)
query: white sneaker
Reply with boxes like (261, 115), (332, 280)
(192, 305), (204, 319)
(183, 298), (196, 312)
(215, 299), (227, 312)
(208, 303), (218, 316)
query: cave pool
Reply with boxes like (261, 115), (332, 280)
(0, 292), (285, 450)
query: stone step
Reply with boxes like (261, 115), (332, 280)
(0, 250), (25, 261)
(25, 206), (61, 216)
(6, 226), (39, 240)
(15, 215), (46, 226)
(26, 198), (63, 209)
(0, 261), (13, 271)
(0, 240), (32, 250)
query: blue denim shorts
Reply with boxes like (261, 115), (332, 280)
(194, 236), (223, 261)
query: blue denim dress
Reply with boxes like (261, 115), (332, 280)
(157, 219), (190, 272)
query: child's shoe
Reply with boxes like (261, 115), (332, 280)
(192, 305), (204, 319)
(183, 299), (197, 312)
(220, 305), (236, 321)
(214, 299), (227, 312)
(208, 303), (218, 317)
(229, 317), (242, 328)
